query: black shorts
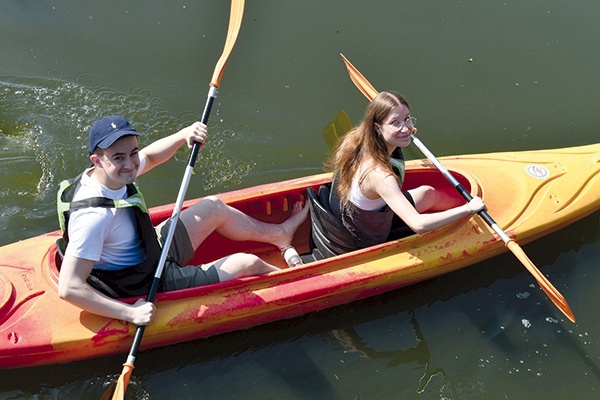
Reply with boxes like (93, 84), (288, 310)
(387, 191), (417, 241)
(155, 218), (220, 291)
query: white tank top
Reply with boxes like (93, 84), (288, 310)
(349, 178), (386, 211)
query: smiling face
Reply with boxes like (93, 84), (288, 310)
(375, 104), (416, 154)
(89, 135), (140, 190)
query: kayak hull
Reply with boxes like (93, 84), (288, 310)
(1, 143), (599, 368)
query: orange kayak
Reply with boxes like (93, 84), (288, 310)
(1, 143), (599, 368)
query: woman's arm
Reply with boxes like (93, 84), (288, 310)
(374, 173), (484, 234)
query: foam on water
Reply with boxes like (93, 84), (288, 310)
(0, 75), (254, 244)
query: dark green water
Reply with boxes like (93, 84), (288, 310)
(1, 1), (600, 398)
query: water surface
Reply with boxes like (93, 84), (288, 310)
(1, 1), (600, 399)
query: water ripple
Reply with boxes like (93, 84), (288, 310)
(0, 75), (255, 244)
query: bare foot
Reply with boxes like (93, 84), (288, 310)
(274, 201), (309, 250)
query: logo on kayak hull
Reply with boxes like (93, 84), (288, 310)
(525, 164), (550, 179)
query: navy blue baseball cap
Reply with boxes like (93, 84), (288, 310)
(89, 115), (140, 154)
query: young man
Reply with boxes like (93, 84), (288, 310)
(58, 115), (308, 326)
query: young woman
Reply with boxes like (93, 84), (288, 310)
(328, 91), (486, 249)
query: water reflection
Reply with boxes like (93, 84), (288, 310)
(329, 314), (437, 390)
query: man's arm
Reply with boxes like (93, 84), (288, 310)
(138, 121), (207, 175)
(58, 255), (156, 325)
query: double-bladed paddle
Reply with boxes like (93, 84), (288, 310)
(339, 53), (576, 323)
(103, 1), (246, 399)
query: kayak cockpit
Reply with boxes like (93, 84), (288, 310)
(46, 166), (476, 300)
(302, 168), (475, 262)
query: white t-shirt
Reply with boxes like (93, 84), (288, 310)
(64, 156), (148, 270)
(349, 178), (386, 211)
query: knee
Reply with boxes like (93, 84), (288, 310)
(219, 253), (269, 280)
(189, 195), (225, 214)
(420, 185), (435, 194)
(416, 185), (460, 210)
(236, 253), (263, 268)
(415, 185), (437, 202)
(202, 195), (225, 209)
(411, 185), (439, 212)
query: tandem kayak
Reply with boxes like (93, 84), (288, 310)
(1, 142), (599, 369)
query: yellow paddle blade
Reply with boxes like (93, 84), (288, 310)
(322, 109), (353, 152)
(340, 53), (378, 101)
(506, 241), (575, 323)
(211, 0), (245, 88)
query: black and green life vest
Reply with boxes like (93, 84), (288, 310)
(389, 147), (406, 182)
(57, 174), (162, 298)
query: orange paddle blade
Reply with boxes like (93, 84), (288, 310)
(99, 363), (134, 400)
(211, 0), (245, 88)
(340, 53), (378, 101)
(506, 241), (575, 322)
(110, 363), (134, 400)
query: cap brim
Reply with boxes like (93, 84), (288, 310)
(96, 129), (140, 149)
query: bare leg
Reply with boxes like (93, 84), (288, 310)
(212, 253), (280, 281)
(408, 185), (464, 213)
(179, 196), (309, 252)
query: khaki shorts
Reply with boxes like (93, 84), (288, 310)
(155, 218), (220, 291)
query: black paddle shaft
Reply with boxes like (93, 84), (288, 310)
(188, 91), (216, 170)
(453, 182), (496, 228)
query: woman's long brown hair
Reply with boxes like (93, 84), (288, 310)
(326, 91), (410, 205)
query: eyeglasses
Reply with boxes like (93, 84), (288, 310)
(391, 117), (417, 129)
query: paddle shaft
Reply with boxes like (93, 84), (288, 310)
(410, 135), (511, 242)
(411, 134), (571, 315)
(107, 3), (246, 398)
(122, 86), (217, 367)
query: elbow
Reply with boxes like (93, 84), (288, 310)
(58, 279), (78, 301)
(399, 213), (430, 235)
(57, 283), (71, 301)
(407, 221), (428, 235)
(412, 225), (429, 235)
